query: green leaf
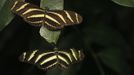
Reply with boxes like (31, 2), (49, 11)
(0, 0), (7, 10)
(46, 69), (61, 75)
(83, 25), (127, 73)
(40, 0), (64, 10)
(112, 0), (134, 7)
(97, 47), (126, 73)
(39, 26), (61, 44)
(0, 0), (16, 31)
(84, 25), (126, 48)
(39, 0), (64, 44)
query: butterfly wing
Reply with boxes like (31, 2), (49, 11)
(57, 49), (84, 69)
(19, 50), (39, 64)
(44, 10), (83, 30)
(19, 49), (84, 71)
(11, 1), (45, 26)
(11, 1), (83, 30)
(19, 50), (58, 71)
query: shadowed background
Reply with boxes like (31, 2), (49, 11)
(0, 0), (133, 75)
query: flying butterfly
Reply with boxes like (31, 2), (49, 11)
(19, 49), (84, 71)
(11, 1), (83, 30)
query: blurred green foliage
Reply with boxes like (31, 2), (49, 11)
(0, 0), (15, 31)
(0, 0), (132, 75)
(112, 0), (134, 7)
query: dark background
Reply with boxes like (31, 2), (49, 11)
(0, 0), (133, 75)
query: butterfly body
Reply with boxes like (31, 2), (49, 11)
(19, 49), (84, 70)
(11, 1), (83, 30)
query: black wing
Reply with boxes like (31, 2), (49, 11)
(44, 10), (83, 30)
(11, 1), (45, 26)
(19, 50), (58, 71)
(11, 1), (83, 30)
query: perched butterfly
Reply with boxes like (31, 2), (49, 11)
(19, 49), (84, 71)
(11, 1), (83, 30)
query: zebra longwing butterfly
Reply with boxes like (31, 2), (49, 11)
(11, 1), (83, 30)
(19, 49), (84, 71)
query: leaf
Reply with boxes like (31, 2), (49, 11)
(97, 47), (126, 73)
(46, 69), (61, 75)
(83, 25), (127, 73)
(0, 0), (16, 31)
(84, 25), (126, 48)
(39, 26), (61, 44)
(0, 0), (7, 10)
(40, 0), (64, 10)
(39, 0), (64, 44)
(112, 0), (134, 7)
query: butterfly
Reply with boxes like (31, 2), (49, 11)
(19, 48), (84, 71)
(11, 1), (83, 30)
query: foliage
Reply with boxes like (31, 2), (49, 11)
(0, 0), (15, 31)
(112, 0), (134, 7)
(0, 0), (130, 75)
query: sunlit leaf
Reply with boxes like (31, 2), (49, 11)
(112, 0), (134, 7)
(39, 26), (61, 44)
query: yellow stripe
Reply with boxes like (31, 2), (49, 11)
(30, 21), (43, 24)
(22, 52), (26, 61)
(40, 55), (57, 65)
(11, 1), (18, 10)
(64, 11), (74, 23)
(70, 49), (78, 61)
(58, 55), (70, 65)
(27, 50), (38, 61)
(75, 13), (79, 23)
(59, 63), (68, 69)
(58, 51), (73, 62)
(35, 52), (55, 63)
(22, 8), (44, 15)
(45, 62), (57, 69)
(78, 50), (82, 58)
(78, 50), (84, 61)
(45, 15), (60, 25)
(44, 21), (57, 28)
(16, 3), (29, 11)
(48, 11), (67, 23)
(27, 14), (45, 18)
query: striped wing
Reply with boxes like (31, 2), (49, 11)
(19, 49), (84, 71)
(44, 10), (83, 30)
(11, 1), (45, 26)
(58, 49), (84, 64)
(19, 50), (58, 70)
(11, 1), (83, 30)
